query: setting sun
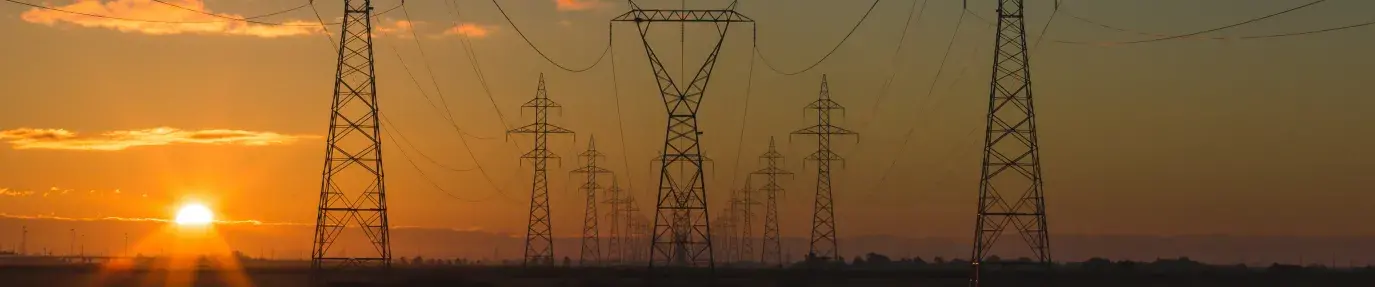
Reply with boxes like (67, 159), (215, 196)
(174, 203), (214, 225)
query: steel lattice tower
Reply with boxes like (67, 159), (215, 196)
(508, 74), (574, 267)
(612, 1), (752, 269)
(311, 0), (391, 271)
(603, 179), (628, 264)
(791, 75), (856, 264)
(969, 0), (1052, 285)
(571, 136), (611, 266)
(623, 196), (645, 263)
(733, 178), (758, 264)
(752, 137), (791, 267)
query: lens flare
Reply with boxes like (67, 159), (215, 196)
(174, 203), (214, 225)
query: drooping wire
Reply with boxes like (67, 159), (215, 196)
(489, 0), (610, 73)
(607, 24), (636, 192)
(148, 0), (318, 26)
(1060, 9), (1375, 41)
(1054, 0), (1330, 45)
(308, 0), (338, 51)
(387, 44), (490, 140)
(379, 113), (474, 172)
(868, 9), (967, 192)
(726, 28), (760, 192)
(1028, 0), (1062, 52)
(853, 0), (928, 132)
(2, 0), (402, 26)
(447, 0), (520, 149)
(380, 119), (493, 203)
(754, 0), (881, 76)
(399, 2), (487, 140)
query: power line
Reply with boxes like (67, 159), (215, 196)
(1055, 0), (1330, 45)
(606, 24), (636, 192)
(399, 2), (482, 141)
(1061, 9), (1375, 42)
(755, 0), (881, 76)
(380, 113), (474, 172)
(489, 0), (610, 73)
(381, 120), (491, 203)
(387, 44), (489, 140)
(446, 0), (520, 148)
(726, 32), (760, 192)
(2, 0), (403, 26)
(1029, 1), (1062, 52)
(854, 0), (928, 131)
(148, 0), (317, 26)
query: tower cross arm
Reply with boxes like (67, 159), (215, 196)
(790, 124), (858, 136)
(571, 166), (614, 174)
(611, 9), (753, 23)
(508, 123), (575, 135)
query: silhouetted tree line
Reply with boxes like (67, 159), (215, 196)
(781, 252), (1375, 274)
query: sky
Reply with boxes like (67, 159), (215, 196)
(1, 0), (1374, 262)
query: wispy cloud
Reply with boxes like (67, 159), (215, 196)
(0, 127), (317, 151)
(554, 0), (608, 11)
(20, 0), (323, 37)
(434, 23), (496, 39)
(0, 213), (305, 226)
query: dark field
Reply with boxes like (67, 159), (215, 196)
(2, 265), (1374, 287)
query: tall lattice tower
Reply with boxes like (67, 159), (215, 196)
(612, 1), (752, 269)
(969, 0), (1053, 285)
(508, 74), (574, 267)
(603, 179), (628, 264)
(623, 195), (645, 263)
(571, 136), (611, 266)
(311, 0), (391, 271)
(752, 137), (792, 267)
(732, 178), (758, 264)
(791, 75), (856, 264)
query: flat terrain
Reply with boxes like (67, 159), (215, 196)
(1, 265), (1373, 286)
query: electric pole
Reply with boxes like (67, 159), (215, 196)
(571, 136), (611, 266)
(612, 0), (752, 271)
(508, 74), (574, 267)
(969, 0), (1054, 286)
(791, 75), (857, 265)
(311, 0), (391, 271)
(603, 179), (628, 264)
(20, 226), (26, 256)
(752, 137), (792, 267)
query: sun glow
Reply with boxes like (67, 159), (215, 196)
(174, 203), (214, 225)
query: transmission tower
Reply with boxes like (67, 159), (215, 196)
(508, 74), (574, 267)
(571, 136), (611, 266)
(603, 179), (628, 264)
(752, 137), (792, 267)
(612, 1), (752, 269)
(969, 0), (1053, 285)
(791, 75), (857, 264)
(311, 0), (390, 271)
(623, 196), (644, 263)
(733, 178), (758, 264)
(714, 205), (736, 264)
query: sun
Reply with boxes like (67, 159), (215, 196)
(175, 203), (214, 225)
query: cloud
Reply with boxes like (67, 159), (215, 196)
(0, 127), (317, 151)
(0, 213), (303, 226)
(373, 19), (418, 38)
(554, 0), (608, 11)
(20, 0), (324, 38)
(437, 23), (496, 38)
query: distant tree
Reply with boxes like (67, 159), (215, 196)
(398, 257), (408, 265)
(412, 256), (424, 265)
(864, 253), (892, 267)
(852, 256), (865, 267)
(933, 256), (946, 265)
(563, 256), (572, 268)
(986, 255), (1002, 263)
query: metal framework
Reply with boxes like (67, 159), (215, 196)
(603, 179), (628, 264)
(970, 0), (1053, 285)
(571, 137), (612, 266)
(732, 178), (758, 264)
(311, 0), (390, 271)
(791, 75), (856, 264)
(623, 196), (646, 263)
(751, 137), (792, 267)
(612, 1), (752, 269)
(509, 74), (574, 267)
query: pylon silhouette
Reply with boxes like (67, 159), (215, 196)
(508, 74), (574, 267)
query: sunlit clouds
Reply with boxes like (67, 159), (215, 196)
(440, 23), (497, 38)
(554, 0), (608, 11)
(0, 127), (317, 151)
(19, 0), (323, 37)
(0, 212), (302, 226)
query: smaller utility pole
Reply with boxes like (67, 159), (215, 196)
(20, 226), (27, 256)
(571, 136), (611, 266)
(69, 229), (75, 257)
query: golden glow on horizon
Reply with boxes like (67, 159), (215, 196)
(174, 203), (214, 226)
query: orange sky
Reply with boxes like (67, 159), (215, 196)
(2, 0), (1375, 261)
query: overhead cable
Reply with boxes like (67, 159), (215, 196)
(607, 24), (637, 191)
(755, 0), (881, 76)
(854, 0), (927, 131)
(490, 0), (610, 73)
(3, 0), (402, 26)
(1055, 0), (1330, 45)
